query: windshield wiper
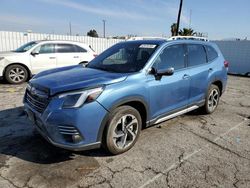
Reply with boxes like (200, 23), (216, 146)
(89, 66), (116, 73)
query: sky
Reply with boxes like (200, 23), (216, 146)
(0, 0), (249, 40)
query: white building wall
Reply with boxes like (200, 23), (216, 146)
(0, 31), (124, 53)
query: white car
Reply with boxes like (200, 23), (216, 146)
(0, 40), (97, 84)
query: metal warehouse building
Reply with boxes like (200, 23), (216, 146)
(214, 40), (250, 76)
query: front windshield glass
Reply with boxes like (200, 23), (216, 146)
(87, 42), (159, 73)
(14, 41), (38, 52)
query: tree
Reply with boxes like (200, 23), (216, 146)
(171, 23), (177, 36)
(178, 28), (196, 36)
(87, 29), (99, 38)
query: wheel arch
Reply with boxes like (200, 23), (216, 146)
(3, 63), (32, 79)
(211, 80), (223, 96)
(97, 97), (149, 143)
(79, 61), (88, 65)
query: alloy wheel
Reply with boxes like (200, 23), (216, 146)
(112, 114), (139, 149)
(8, 67), (26, 83)
(207, 89), (219, 112)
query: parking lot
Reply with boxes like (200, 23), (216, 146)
(0, 75), (249, 188)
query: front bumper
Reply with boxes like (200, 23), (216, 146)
(24, 98), (108, 151)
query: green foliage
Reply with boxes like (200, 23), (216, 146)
(171, 23), (177, 36)
(87, 29), (99, 38)
(170, 23), (198, 36)
(178, 28), (196, 36)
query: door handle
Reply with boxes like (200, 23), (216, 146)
(182, 74), (190, 80)
(208, 68), (213, 72)
(73, 56), (79, 58)
(49, 57), (56, 59)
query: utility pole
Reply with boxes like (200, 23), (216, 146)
(189, 9), (192, 29)
(176, 0), (183, 36)
(102, 20), (106, 38)
(69, 21), (72, 36)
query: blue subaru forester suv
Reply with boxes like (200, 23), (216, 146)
(24, 39), (228, 154)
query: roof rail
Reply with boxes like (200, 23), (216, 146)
(127, 36), (167, 41)
(167, 36), (209, 42)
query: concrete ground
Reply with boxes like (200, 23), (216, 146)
(0, 75), (250, 188)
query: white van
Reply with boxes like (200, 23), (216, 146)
(0, 40), (97, 84)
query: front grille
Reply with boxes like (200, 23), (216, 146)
(25, 90), (50, 113)
(58, 125), (80, 136)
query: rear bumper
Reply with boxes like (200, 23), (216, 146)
(24, 98), (108, 151)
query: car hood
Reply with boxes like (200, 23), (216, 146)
(30, 65), (128, 96)
(0, 51), (24, 57)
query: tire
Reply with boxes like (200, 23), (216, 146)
(79, 61), (88, 66)
(103, 106), (142, 155)
(202, 84), (220, 114)
(5, 64), (28, 84)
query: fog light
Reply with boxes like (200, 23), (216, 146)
(72, 135), (83, 143)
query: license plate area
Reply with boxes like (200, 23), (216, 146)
(27, 110), (35, 123)
(27, 110), (44, 131)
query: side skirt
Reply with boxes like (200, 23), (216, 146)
(147, 100), (205, 126)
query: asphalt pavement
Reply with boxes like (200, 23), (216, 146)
(0, 75), (249, 188)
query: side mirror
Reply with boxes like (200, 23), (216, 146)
(149, 67), (174, 80)
(31, 51), (39, 56)
(157, 67), (174, 76)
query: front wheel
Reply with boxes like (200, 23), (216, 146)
(104, 106), (142, 155)
(5, 64), (28, 84)
(203, 84), (220, 114)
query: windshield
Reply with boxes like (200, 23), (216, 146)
(87, 42), (159, 73)
(14, 41), (38, 52)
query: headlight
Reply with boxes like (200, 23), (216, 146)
(59, 87), (103, 108)
(0, 57), (4, 61)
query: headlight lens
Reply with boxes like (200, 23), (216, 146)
(59, 87), (103, 108)
(0, 57), (4, 61)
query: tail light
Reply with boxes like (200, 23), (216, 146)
(224, 60), (229, 68)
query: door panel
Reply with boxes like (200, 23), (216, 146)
(56, 44), (82, 67)
(188, 65), (210, 104)
(147, 44), (190, 120)
(147, 71), (190, 119)
(186, 44), (210, 105)
(30, 44), (57, 74)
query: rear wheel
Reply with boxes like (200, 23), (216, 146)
(203, 84), (220, 114)
(5, 64), (28, 84)
(104, 106), (142, 155)
(79, 61), (88, 66)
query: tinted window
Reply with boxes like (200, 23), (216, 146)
(74, 45), (87, 53)
(154, 44), (185, 70)
(205, 45), (218, 62)
(187, 44), (207, 67)
(38, 44), (55, 54)
(56, 44), (76, 53)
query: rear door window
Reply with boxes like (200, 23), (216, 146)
(56, 44), (76, 53)
(205, 45), (218, 62)
(187, 44), (207, 67)
(74, 45), (87, 53)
